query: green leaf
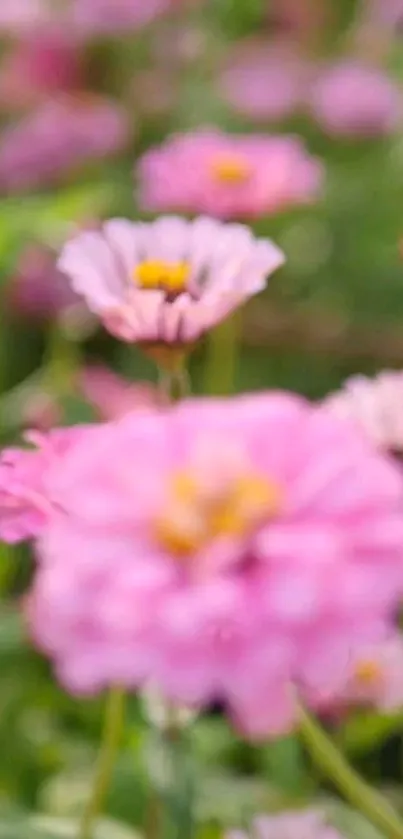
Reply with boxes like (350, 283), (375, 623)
(337, 710), (403, 756)
(30, 815), (140, 839)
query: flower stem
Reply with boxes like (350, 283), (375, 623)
(158, 362), (190, 403)
(203, 312), (240, 396)
(298, 702), (403, 839)
(78, 686), (126, 839)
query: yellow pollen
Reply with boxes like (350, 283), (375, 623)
(211, 155), (251, 184)
(134, 260), (190, 293)
(156, 471), (282, 559)
(354, 659), (382, 687)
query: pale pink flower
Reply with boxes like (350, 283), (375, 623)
(138, 130), (323, 219)
(219, 40), (310, 124)
(300, 623), (403, 712)
(309, 61), (401, 138)
(340, 632), (403, 711)
(70, 0), (173, 35)
(79, 365), (163, 420)
(0, 28), (81, 111)
(0, 427), (85, 543)
(57, 215), (285, 346)
(0, 0), (49, 34)
(0, 94), (129, 193)
(324, 371), (403, 454)
(25, 393), (403, 737)
(367, 0), (403, 31)
(226, 809), (345, 839)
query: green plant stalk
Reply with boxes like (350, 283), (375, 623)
(203, 312), (240, 396)
(298, 702), (403, 839)
(78, 686), (126, 839)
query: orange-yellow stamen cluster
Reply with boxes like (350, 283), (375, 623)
(354, 659), (382, 687)
(210, 154), (251, 184)
(134, 260), (190, 294)
(156, 470), (282, 558)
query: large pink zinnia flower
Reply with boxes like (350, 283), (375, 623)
(309, 61), (401, 138)
(138, 130), (323, 219)
(324, 371), (403, 454)
(57, 216), (285, 346)
(24, 393), (403, 737)
(0, 94), (129, 192)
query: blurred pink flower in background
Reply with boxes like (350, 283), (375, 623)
(0, 0), (49, 34)
(324, 371), (403, 454)
(0, 27), (81, 111)
(0, 427), (86, 543)
(58, 215), (285, 345)
(138, 130), (323, 218)
(226, 809), (345, 839)
(70, 0), (174, 35)
(219, 40), (310, 124)
(7, 245), (80, 321)
(309, 61), (401, 138)
(367, 0), (403, 31)
(339, 632), (403, 711)
(22, 393), (403, 736)
(0, 95), (129, 192)
(79, 365), (163, 420)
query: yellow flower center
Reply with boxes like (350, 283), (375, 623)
(156, 470), (282, 559)
(134, 260), (190, 294)
(210, 154), (251, 184)
(354, 659), (382, 687)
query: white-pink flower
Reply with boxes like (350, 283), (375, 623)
(138, 129), (323, 219)
(22, 393), (403, 737)
(57, 215), (285, 346)
(324, 371), (403, 454)
(226, 809), (345, 839)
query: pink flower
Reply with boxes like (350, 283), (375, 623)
(0, 427), (85, 543)
(0, 0), (49, 34)
(0, 94), (129, 192)
(138, 130), (323, 219)
(219, 40), (310, 124)
(324, 371), (403, 454)
(70, 0), (173, 35)
(367, 0), (403, 31)
(79, 365), (163, 420)
(57, 215), (285, 346)
(340, 632), (403, 711)
(301, 623), (403, 712)
(226, 809), (345, 839)
(7, 245), (79, 322)
(309, 61), (401, 138)
(25, 393), (403, 737)
(0, 27), (81, 111)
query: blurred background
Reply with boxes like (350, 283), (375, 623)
(2, 1), (403, 836)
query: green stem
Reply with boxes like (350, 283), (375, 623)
(298, 702), (403, 839)
(78, 686), (126, 839)
(158, 362), (190, 403)
(203, 312), (240, 396)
